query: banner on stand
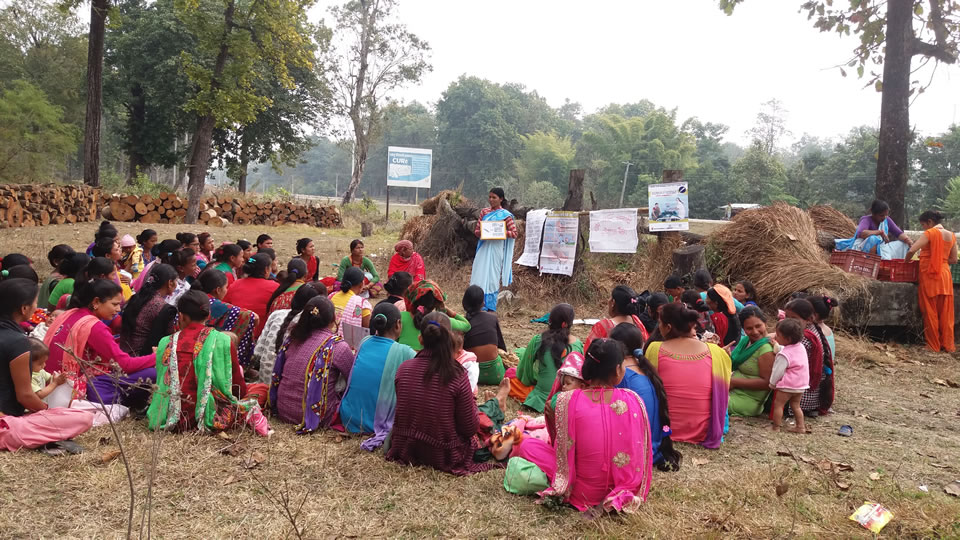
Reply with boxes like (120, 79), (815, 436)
(648, 182), (689, 231)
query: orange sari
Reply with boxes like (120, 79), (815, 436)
(918, 227), (956, 352)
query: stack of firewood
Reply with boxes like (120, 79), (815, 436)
(0, 184), (101, 228)
(100, 192), (342, 228)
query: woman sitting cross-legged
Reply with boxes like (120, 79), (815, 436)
(337, 239), (382, 298)
(147, 290), (270, 434)
(0, 279), (94, 452)
(462, 285), (507, 385)
(224, 253), (278, 339)
(397, 280), (470, 351)
(118, 263), (179, 356)
(386, 311), (503, 476)
(542, 338), (654, 514)
(644, 303), (731, 449)
(253, 283), (326, 385)
(270, 296), (355, 433)
(509, 303), (583, 413)
(608, 323), (682, 471)
(387, 240), (425, 283)
(584, 285), (650, 352)
(727, 306), (776, 418)
(339, 302), (417, 441)
(190, 268), (261, 372)
(44, 278), (156, 408)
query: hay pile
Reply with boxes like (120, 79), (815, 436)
(808, 205), (856, 239)
(708, 202), (868, 303)
(420, 190), (469, 215)
(399, 215), (437, 247)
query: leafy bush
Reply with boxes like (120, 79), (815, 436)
(524, 181), (564, 209)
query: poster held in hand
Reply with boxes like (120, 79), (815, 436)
(648, 182), (689, 232)
(342, 323), (370, 351)
(539, 211), (579, 277)
(589, 208), (639, 253)
(515, 209), (549, 267)
(480, 220), (507, 240)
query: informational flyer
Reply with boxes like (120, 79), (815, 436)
(480, 220), (507, 240)
(648, 182), (689, 231)
(539, 211), (579, 276)
(589, 208), (639, 253)
(515, 209), (549, 267)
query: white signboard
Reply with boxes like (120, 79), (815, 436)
(589, 208), (639, 253)
(648, 182), (689, 232)
(539, 211), (579, 277)
(387, 146), (432, 188)
(515, 209), (549, 267)
(480, 220), (507, 240)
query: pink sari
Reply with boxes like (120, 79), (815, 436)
(545, 388), (653, 513)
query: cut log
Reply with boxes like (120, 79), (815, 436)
(671, 244), (706, 283)
(108, 201), (136, 222)
(135, 202), (148, 215)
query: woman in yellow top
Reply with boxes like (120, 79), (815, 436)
(906, 210), (958, 353)
(329, 267), (372, 330)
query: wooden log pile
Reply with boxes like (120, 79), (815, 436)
(99, 192), (342, 228)
(0, 184), (101, 228)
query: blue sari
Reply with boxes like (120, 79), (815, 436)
(470, 208), (516, 311)
(835, 218), (908, 260)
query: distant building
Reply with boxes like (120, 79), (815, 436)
(720, 203), (761, 220)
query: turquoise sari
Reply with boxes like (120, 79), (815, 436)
(470, 208), (516, 311)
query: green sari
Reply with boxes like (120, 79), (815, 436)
(147, 327), (257, 432)
(727, 336), (774, 417)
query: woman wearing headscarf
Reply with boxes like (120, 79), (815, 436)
(397, 280), (470, 351)
(387, 240), (426, 283)
(469, 188), (517, 312)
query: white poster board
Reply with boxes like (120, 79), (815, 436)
(589, 208), (639, 253)
(480, 220), (507, 240)
(387, 146), (432, 188)
(648, 182), (689, 231)
(515, 209), (549, 267)
(539, 211), (579, 276)
(342, 323), (370, 351)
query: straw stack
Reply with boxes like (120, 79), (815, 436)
(807, 204), (857, 239)
(708, 202), (868, 303)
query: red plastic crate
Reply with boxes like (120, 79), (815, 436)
(829, 250), (881, 279)
(877, 259), (919, 282)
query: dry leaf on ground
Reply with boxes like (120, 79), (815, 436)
(944, 481), (960, 497)
(243, 451), (266, 469)
(99, 449), (121, 464)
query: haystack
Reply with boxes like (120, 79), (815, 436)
(708, 202), (868, 303)
(420, 190), (470, 215)
(808, 205), (856, 239)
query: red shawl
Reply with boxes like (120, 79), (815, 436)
(388, 252), (426, 283)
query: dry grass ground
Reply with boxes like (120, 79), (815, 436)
(1, 222), (960, 538)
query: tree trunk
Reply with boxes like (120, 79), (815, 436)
(184, 1), (234, 224)
(238, 130), (249, 193)
(875, 0), (912, 227)
(174, 134), (191, 192)
(342, 140), (367, 205)
(126, 83), (147, 184)
(562, 169), (585, 211)
(82, 0), (108, 187)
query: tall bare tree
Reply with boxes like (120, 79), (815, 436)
(330, 0), (430, 205)
(82, 0), (108, 187)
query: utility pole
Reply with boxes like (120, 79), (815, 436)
(619, 161), (634, 208)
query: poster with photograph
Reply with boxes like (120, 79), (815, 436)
(648, 182), (689, 231)
(589, 208), (639, 253)
(515, 209), (549, 267)
(539, 211), (579, 276)
(480, 220), (507, 240)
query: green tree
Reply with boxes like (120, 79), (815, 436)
(746, 98), (790, 155)
(910, 125), (960, 216)
(175, 0), (322, 223)
(576, 111), (696, 207)
(361, 100), (436, 199)
(524, 181), (564, 209)
(104, 0), (196, 183)
(329, 0), (431, 205)
(683, 118), (738, 218)
(514, 131), (575, 196)
(721, 0), (960, 226)
(941, 175), (960, 222)
(729, 143), (791, 205)
(0, 80), (78, 182)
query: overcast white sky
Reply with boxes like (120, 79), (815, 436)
(311, 0), (960, 146)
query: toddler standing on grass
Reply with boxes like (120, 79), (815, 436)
(769, 318), (810, 433)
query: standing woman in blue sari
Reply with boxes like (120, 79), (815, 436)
(470, 188), (517, 312)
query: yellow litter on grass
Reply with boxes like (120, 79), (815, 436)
(849, 502), (893, 533)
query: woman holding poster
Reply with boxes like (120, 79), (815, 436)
(471, 188), (517, 312)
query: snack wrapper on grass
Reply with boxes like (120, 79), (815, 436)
(849, 502), (893, 533)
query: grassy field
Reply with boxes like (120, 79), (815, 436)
(1, 222), (960, 538)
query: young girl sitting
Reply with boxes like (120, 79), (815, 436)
(769, 318), (810, 434)
(453, 332), (479, 396)
(29, 338), (68, 401)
